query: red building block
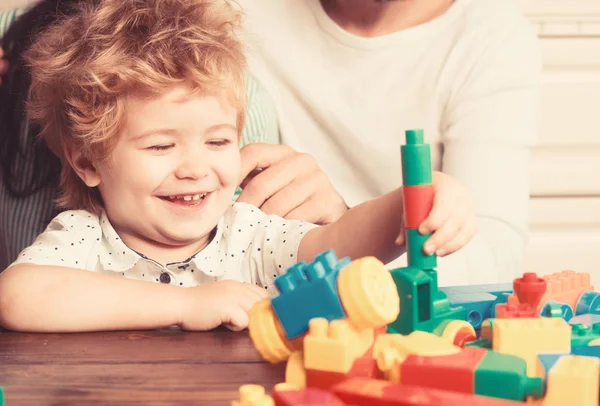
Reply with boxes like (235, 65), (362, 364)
(274, 387), (347, 406)
(307, 356), (385, 390)
(402, 185), (434, 228)
(332, 378), (526, 406)
(400, 347), (487, 393)
(513, 273), (546, 308)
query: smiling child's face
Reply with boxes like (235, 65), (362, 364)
(89, 85), (241, 260)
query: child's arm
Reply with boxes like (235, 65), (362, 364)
(0, 264), (266, 332)
(298, 187), (405, 265)
(298, 171), (477, 265)
(0, 264), (185, 332)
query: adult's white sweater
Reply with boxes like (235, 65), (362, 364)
(239, 0), (543, 286)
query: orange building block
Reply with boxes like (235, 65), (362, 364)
(306, 356), (384, 390)
(495, 303), (537, 319)
(507, 271), (593, 315)
(331, 378), (526, 406)
(402, 185), (434, 228)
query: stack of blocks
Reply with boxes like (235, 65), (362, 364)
(232, 129), (600, 406)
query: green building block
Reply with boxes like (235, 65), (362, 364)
(387, 266), (465, 335)
(474, 350), (543, 401)
(571, 322), (600, 347)
(0, 386), (3, 406)
(401, 129), (433, 186)
(465, 338), (492, 349)
(406, 228), (437, 270)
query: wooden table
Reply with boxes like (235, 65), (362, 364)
(0, 328), (285, 405)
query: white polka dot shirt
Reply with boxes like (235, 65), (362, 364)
(9, 202), (319, 295)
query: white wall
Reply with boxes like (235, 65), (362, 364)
(520, 0), (600, 286)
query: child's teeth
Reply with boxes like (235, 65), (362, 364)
(183, 196), (192, 201)
(193, 194), (200, 201)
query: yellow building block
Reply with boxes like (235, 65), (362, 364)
(337, 256), (400, 330)
(231, 384), (274, 406)
(303, 317), (374, 373)
(285, 350), (306, 387)
(542, 356), (599, 406)
(492, 318), (571, 376)
(248, 298), (301, 364)
(372, 331), (461, 383)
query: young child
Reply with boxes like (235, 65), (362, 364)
(0, 0), (476, 333)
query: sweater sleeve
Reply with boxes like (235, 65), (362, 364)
(436, 8), (543, 285)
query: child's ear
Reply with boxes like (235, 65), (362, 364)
(64, 143), (102, 187)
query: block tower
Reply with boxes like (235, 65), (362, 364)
(401, 129), (436, 270)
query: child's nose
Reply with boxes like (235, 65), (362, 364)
(174, 150), (209, 180)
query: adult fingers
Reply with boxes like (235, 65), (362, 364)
(238, 143), (297, 185)
(237, 152), (317, 208)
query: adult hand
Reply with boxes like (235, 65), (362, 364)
(238, 143), (349, 225)
(0, 48), (8, 87)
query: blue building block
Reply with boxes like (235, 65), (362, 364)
(571, 345), (600, 360)
(575, 291), (600, 315)
(441, 283), (513, 329)
(271, 250), (351, 340)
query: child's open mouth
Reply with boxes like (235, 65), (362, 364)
(160, 193), (208, 206)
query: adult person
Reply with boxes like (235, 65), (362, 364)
(237, 0), (543, 285)
(0, 0), (347, 271)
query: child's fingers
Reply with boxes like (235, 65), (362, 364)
(419, 192), (454, 235)
(423, 212), (464, 255)
(436, 216), (477, 256)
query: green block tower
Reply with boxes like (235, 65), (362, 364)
(401, 129), (436, 270)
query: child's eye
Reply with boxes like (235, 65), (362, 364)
(148, 144), (174, 151)
(207, 139), (231, 147)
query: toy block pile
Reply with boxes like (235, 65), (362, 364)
(231, 130), (600, 406)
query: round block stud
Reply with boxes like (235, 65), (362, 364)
(337, 256), (400, 330)
(540, 301), (573, 321)
(248, 298), (296, 363)
(514, 273), (547, 308)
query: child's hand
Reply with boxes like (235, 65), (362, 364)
(178, 280), (269, 332)
(409, 171), (477, 257)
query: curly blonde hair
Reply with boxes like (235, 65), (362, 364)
(24, 0), (247, 213)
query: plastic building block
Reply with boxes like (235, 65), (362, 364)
(571, 322), (600, 347)
(571, 345), (600, 359)
(306, 356), (384, 391)
(0, 387), (3, 406)
(303, 318), (374, 373)
(543, 355), (599, 406)
(401, 129), (432, 186)
(285, 350), (306, 388)
(440, 283), (514, 298)
(232, 385), (274, 406)
(575, 291), (600, 315)
(439, 292), (497, 329)
(440, 320), (477, 347)
(539, 301), (573, 321)
(491, 318), (572, 376)
(272, 250), (350, 340)
(331, 378), (526, 406)
(402, 185), (434, 228)
(514, 273), (547, 309)
(495, 303), (537, 319)
(272, 387), (346, 406)
(248, 298), (301, 363)
(506, 271), (593, 316)
(569, 313), (600, 326)
(336, 256), (400, 330)
(388, 267), (465, 335)
(405, 228), (437, 270)
(474, 350), (543, 401)
(374, 331), (461, 383)
(400, 347), (488, 393)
